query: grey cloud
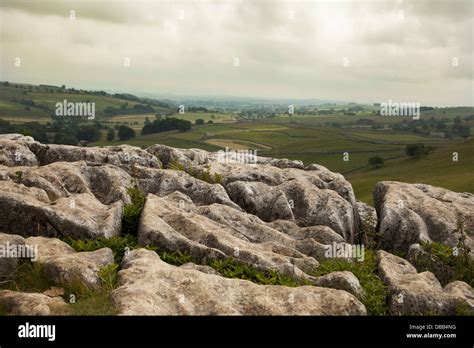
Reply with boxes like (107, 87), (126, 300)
(0, 0), (472, 106)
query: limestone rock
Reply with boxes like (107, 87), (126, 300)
(377, 250), (474, 315)
(267, 220), (345, 244)
(225, 178), (357, 241)
(137, 193), (319, 279)
(357, 200), (377, 229)
(374, 181), (474, 254)
(313, 271), (365, 299)
(179, 262), (221, 276)
(111, 249), (367, 315)
(226, 181), (294, 222)
(42, 287), (65, 298)
(29, 142), (161, 170)
(25, 237), (114, 289)
(134, 167), (239, 209)
(0, 161), (133, 204)
(0, 233), (28, 278)
(0, 134), (39, 166)
(0, 180), (123, 239)
(146, 144), (210, 167)
(0, 290), (68, 315)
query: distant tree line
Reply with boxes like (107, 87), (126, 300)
(103, 103), (155, 116)
(141, 117), (192, 135)
(0, 118), (119, 145)
(188, 106), (214, 113)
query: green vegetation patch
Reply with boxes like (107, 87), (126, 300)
(1, 261), (54, 293)
(0, 260), (119, 315)
(310, 250), (389, 315)
(208, 258), (304, 287)
(121, 186), (146, 236)
(66, 263), (119, 316)
(65, 235), (304, 287)
(168, 160), (223, 184)
(413, 240), (474, 287)
(64, 234), (140, 263)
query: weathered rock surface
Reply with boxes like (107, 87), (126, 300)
(0, 158), (134, 206)
(0, 136), (38, 166)
(179, 262), (221, 276)
(146, 144), (210, 167)
(0, 290), (68, 315)
(146, 143), (306, 170)
(226, 180), (294, 221)
(0, 233), (28, 278)
(443, 281), (474, 311)
(133, 166), (240, 208)
(145, 143), (360, 241)
(267, 220), (345, 244)
(112, 249), (367, 315)
(1, 135), (473, 317)
(312, 271), (365, 299)
(0, 180), (123, 239)
(137, 193), (319, 280)
(357, 200), (377, 229)
(25, 237), (114, 288)
(30, 142), (161, 170)
(374, 181), (474, 254)
(377, 250), (474, 315)
(226, 179), (356, 241)
(0, 135), (361, 243)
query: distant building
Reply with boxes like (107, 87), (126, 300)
(429, 131), (445, 138)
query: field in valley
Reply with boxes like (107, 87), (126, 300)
(1, 83), (473, 205)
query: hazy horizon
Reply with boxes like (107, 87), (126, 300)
(1, 0), (473, 106)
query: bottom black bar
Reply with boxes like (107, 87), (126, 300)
(0, 316), (472, 346)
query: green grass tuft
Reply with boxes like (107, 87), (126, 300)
(168, 160), (223, 184)
(65, 264), (120, 316)
(64, 234), (140, 263)
(1, 261), (54, 293)
(158, 250), (195, 266)
(209, 258), (304, 287)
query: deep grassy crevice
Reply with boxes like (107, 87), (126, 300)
(208, 258), (304, 287)
(121, 186), (146, 236)
(64, 235), (304, 287)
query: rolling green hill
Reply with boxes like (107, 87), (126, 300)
(0, 82), (171, 121)
(346, 138), (474, 204)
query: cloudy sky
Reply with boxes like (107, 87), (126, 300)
(0, 0), (473, 105)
